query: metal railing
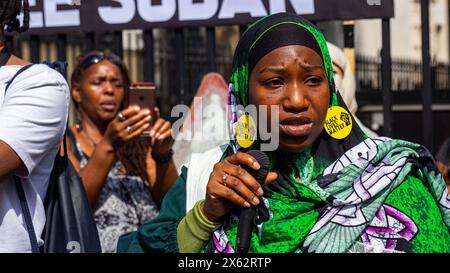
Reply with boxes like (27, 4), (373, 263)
(356, 55), (450, 92)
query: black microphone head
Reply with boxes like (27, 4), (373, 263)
(245, 150), (270, 185)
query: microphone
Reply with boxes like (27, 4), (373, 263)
(236, 150), (270, 253)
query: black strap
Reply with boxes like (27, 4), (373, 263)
(66, 128), (83, 162)
(14, 177), (41, 253)
(4, 64), (34, 94)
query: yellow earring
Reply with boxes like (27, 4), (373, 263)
(234, 112), (257, 148)
(324, 106), (353, 139)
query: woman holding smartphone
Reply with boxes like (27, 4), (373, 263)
(67, 51), (178, 253)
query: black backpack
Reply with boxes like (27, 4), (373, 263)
(6, 62), (101, 253)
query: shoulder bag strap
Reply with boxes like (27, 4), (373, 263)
(4, 64), (34, 94)
(66, 128), (83, 162)
(14, 176), (41, 253)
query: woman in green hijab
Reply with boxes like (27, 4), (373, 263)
(117, 13), (450, 253)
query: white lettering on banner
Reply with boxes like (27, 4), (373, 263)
(29, 0), (44, 28)
(44, 0), (80, 27)
(218, 0), (268, 19)
(269, 0), (285, 13)
(178, 0), (219, 21)
(137, 0), (176, 22)
(269, 0), (315, 14)
(98, 0), (136, 24)
(28, 0), (320, 30)
(289, 0), (315, 14)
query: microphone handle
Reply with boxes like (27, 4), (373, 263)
(236, 204), (258, 252)
(235, 150), (270, 253)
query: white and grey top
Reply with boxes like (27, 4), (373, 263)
(74, 142), (159, 253)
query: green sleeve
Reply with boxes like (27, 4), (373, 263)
(385, 174), (450, 253)
(177, 200), (222, 253)
(116, 166), (188, 253)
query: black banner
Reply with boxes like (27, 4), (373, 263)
(27, 0), (394, 34)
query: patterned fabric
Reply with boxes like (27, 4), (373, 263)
(208, 137), (450, 253)
(75, 142), (159, 253)
(206, 13), (450, 253)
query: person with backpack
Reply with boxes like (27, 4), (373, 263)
(0, 0), (70, 252)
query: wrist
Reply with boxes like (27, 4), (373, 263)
(97, 139), (115, 154)
(200, 201), (223, 224)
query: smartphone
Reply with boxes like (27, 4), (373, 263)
(128, 82), (157, 137)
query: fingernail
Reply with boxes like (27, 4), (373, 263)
(143, 124), (150, 129)
(134, 106), (140, 111)
(155, 133), (160, 139)
(144, 109), (151, 115)
(252, 197), (260, 205)
(150, 130), (155, 137)
(243, 202), (251, 208)
(257, 188), (264, 196)
(253, 161), (260, 169)
(147, 115), (152, 121)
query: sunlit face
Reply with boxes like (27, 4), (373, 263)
(72, 60), (125, 124)
(249, 45), (330, 153)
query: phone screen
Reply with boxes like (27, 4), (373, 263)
(128, 82), (157, 136)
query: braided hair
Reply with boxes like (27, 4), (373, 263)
(0, 0), (30, 34)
